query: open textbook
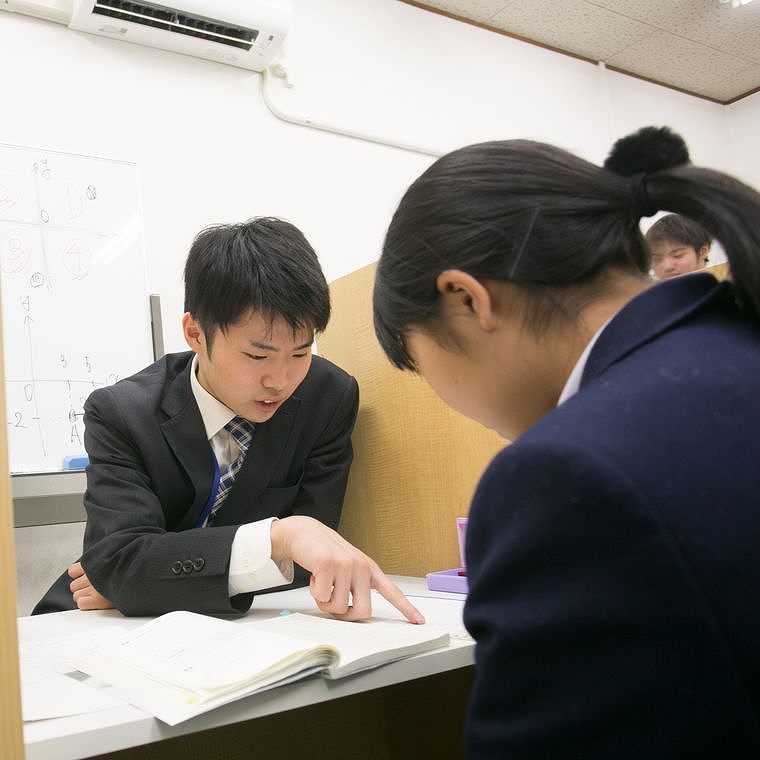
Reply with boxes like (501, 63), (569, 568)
(73, 610), (450, 725)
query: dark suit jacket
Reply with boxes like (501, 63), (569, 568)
(463, 274), (760, 758)
(34, 352), (358, 617)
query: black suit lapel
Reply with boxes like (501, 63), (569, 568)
(159, 359), (216, 531)
(213, 395), (301, 527)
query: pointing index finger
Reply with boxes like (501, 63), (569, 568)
(372, 571), (425, 625)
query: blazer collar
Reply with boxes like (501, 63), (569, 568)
(159, 355), (215, 529)
(160, 352), (197, 418)
(582, 273), (731, 387)
(157, 352), (304, 528)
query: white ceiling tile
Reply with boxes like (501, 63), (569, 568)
(582, 0), (760, 59)
(606, 30), (753, 95)
(669, 4), (760, 64)
(409, 0), (760, 101)
(725, 26), (760, 66)
(489, 0), (656, 60)
(710, 62), (760, 101)
(589, 0), (716, 29)
(416, 0), (513, 24)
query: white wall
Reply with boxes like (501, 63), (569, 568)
(2, 0), (756, 351)
(727, 90), (760, 191)
(15, 521), (85, 616)
(2, 0), (758, 611)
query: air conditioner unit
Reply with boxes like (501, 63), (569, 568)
(69, 0), (291, 71)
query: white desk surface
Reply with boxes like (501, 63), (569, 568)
(19, 575), (474, 760)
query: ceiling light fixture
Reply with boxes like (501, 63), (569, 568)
(719, 0), (754, 7)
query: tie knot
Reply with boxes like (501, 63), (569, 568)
(225, 417), (255, 453)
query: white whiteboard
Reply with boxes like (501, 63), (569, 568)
(0, 143), (154, 474)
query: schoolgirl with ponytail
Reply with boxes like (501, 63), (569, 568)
(375, 127), (760, 758)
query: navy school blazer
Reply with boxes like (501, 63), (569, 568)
(464, 274), (760, 758)
(34, 352), (358, 617)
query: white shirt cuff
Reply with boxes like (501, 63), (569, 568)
(228, 518), (294, 596)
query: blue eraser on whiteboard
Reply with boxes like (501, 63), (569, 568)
(63, 455), (89, 470)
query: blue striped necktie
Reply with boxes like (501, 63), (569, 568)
(208, 416), (255, 524)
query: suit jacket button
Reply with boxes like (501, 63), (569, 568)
(171, 560), (183, 575)
(192, 558), (205, 572)
(182, 559), (194, 574)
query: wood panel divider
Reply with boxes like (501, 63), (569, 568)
(0, 292), (25, 758)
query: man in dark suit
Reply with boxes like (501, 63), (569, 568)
(34, 218), (423, 624)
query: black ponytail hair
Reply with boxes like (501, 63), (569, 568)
(612, 130), (760, 315)
(374, 126), (760, 371)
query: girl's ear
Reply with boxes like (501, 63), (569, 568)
(436, 270), (498, 330)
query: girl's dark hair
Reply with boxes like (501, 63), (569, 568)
(374, 126), (760, 371)
(645, 213), (712, 252)
(184, 217), (330, 345)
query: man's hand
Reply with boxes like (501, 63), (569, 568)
(68, 562), (115, 611)
(270, 516), (425, 625)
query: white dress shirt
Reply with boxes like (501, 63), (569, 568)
(557, 319), (612, 406)
(190, 355), (294, 596)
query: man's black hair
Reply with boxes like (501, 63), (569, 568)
(184, 217), (330, 344)
(645, 213), (712, 252)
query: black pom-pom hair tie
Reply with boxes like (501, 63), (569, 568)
(604, 125), (691, 220)
(604, 126), (690, 176)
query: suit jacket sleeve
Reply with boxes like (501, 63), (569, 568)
(464, 440), (756, 759)
(80, 386), (247, 616)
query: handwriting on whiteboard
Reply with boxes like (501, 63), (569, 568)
(0, 144), (153, 474)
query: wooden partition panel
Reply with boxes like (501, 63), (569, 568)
(317, 263), (505, 576)
(0, 302), (25, 757)
(705, 261), (731, 281)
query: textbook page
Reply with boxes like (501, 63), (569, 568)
(74, 611), (337, 724)
(251, 612), (450, 679)
(74, 610), (449, 725)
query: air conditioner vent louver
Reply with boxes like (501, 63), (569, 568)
(92, 0), (258, 50)
(69, 0), (291, 71)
